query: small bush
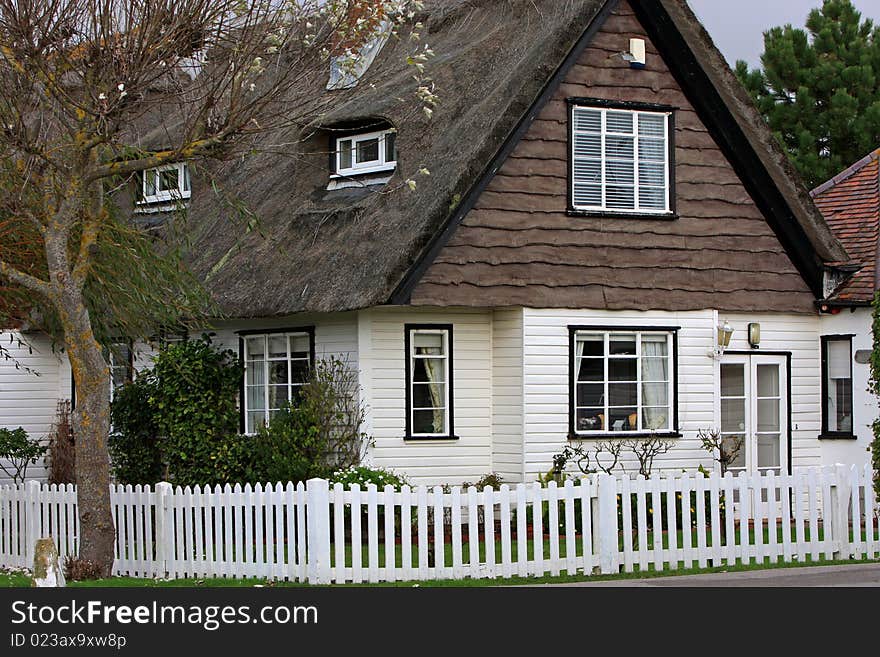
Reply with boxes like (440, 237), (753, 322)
(47, 401), (76, 485)
(63, 556), (104, 582)
(462, 473), (504, 490)
(247, 402), (328, 485)
(109, 378), (163, 485)
(330, 466), (410, 490)
(0, 426), (46, 484)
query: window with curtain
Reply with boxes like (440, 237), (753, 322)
(571, 330), (675, 436)
(822, 336), (853, 436)
(243, 331), (313, 434)
(139, 162), (191, 204)
(406, 326), (453, 438)
(570, 104), (672, 214)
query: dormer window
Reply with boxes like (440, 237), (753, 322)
(333, 128), (397, 178)
(139, 163), (191, 204)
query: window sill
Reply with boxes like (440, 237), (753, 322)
(567, 208), (678, 221)
(403, 435), (460, 443)
(330, 165), (396, 179)
(568, 431), (682, 441)
(817, 433), (857, 441)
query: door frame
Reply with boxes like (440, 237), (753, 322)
(717, 350), (793, 475)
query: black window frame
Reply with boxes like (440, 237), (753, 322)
(568, 325), (681, 440)
(236, 326), (316, 435)
(566, 98), (678, 220)
(819, 334), (855, 440)
(404, 324), (457, 442)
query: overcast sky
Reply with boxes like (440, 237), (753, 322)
(688, 0), (880, 68)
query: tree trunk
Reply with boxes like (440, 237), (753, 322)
(61, 295), (115, 576)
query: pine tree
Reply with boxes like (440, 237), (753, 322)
(735, 0), (880, 188)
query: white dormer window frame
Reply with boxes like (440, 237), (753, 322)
(139, 162), (191, 204)
(332, 128), (397, 178)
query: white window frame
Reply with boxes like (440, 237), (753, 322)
(243, 332), (313, 435)
(139, 162), (191, 204)
(572, 330), (675, 436)
(570, 105), (672, 214)
(332, 128), (397, 178)
(407, 328), (451, 438)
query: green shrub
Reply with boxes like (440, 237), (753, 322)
(0, 426), (46, 484)
(109, 378), (163, 485)
(148, 335), (244, 487)
(247, 402), (328, 485)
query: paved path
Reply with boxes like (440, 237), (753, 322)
(538, 563), (880, 587)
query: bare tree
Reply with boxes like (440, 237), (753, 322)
(697, 427), (743, 476)
(623, 436), (674, 478)
(0, 0), (428, 574)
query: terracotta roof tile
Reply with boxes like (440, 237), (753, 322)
(812, 150), (880, 304)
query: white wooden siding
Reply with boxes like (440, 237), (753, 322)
(520, 309), (826, 481)
(818, 308), (875, 468)
(0, 332), (65, 483)
(492, 309), (524, 482)
(359, 308), (493, 485)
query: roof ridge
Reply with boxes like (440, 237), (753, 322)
(811, 147), (880, 198)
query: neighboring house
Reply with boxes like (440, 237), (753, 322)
(811, 149), (880, 470)
(1, 0), (874, 484)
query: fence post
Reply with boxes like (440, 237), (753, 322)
(597, 474), (618, 575)
(153, 482), (172, 579)
(25, 480), (41, 567)
(306, 478), (332, 585)
(831, 464), (851, 560)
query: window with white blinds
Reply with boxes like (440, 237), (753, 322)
(571, 105), (671, 214)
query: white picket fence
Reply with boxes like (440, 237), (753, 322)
(0, 465), (877, 583)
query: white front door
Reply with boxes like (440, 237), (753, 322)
(720, 355), (788, 474)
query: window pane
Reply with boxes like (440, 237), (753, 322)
(575, 358), (603, 382)
(246, 337), (265, 358)
(385, 132), (397, 162)
(356, 138), (380, 163)
(606, 111), (634, 134)
(606, 186), (635, 209)
(757, 399), (780, 432)
(721, 398), (746, 433)
(608, 408), (637, 432)
(268, 384), (288, 409)
(609, 382), (637, 407)
(577, 335), (604, 357)
(290, 334), (310, 357)
(605, 135), (634, 159)
(721, 364), (745, 397)
(268, 336), (287, 359)
(642, 383), (669, 407)
(724, 435), (746, 469)
(576, 409), (605, 432)
(639, 137), (666, 160)
(268, 361), (288, 385)
(606, 160), (634, 185)
(182, 164), (190, 192)
(609, 359), (636, 381)
(291, 360), (310, 385)
(573, 108), (601, 132)
(576, 382), (604, 407)
(642, 407), (669, 431)
(413, 409), (445, 435)
(339, 139), (352, 169)
(638, 160), (666, 186)
(246, 385), (265, 410)
(573, 183), (601, 207)
(609, 335), (636, 355)
(825, 339), (852, 432)
(158, 168), (178, 192)
(573, 133), (601, 159)
(413, 358), (445, 384)
(826, 340), (850, 378)
(639, 187), (666, 210)
(756, 364), (779, 397)
(413, 333), (444, 356)
(757, 434), (780, 469)
(573, 159), (601, 184)
(413, 383), (445, 410)
(246, 363), (265, 386)
(638, 113), (666, 137)
(144, 171), (156, 196)
(247, 411), (266, 433)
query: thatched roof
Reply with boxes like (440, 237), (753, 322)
(168, 0), (847, 319)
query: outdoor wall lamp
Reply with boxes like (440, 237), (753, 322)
(748, 322), (761, 349)
(709, 320), (734, 360)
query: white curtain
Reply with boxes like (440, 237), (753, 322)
(422, 358), (445, 433)
(641, 338), (668, 430)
